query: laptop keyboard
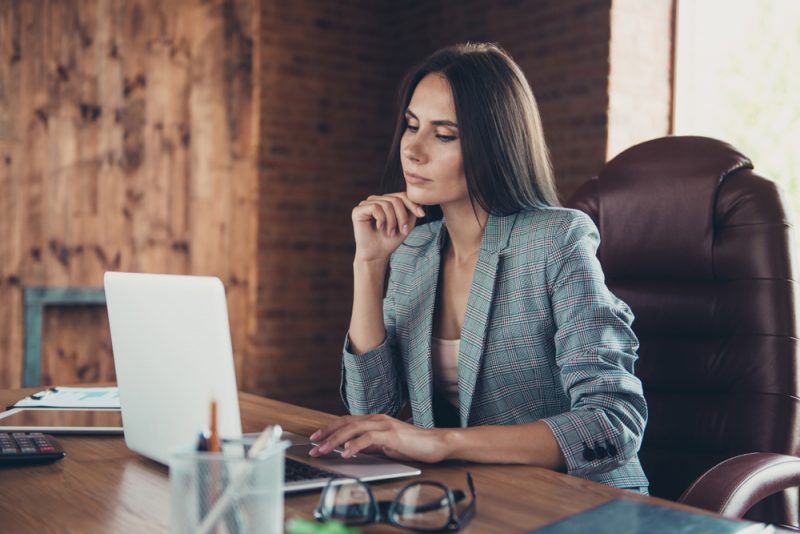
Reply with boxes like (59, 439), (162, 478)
(285, 457), (338, 483)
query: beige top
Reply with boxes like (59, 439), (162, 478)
(431, 336), (461, 409)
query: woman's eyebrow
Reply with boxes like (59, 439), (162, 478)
(405, 108), (458, 128)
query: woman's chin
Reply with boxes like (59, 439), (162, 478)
(405, 189), (434, 206)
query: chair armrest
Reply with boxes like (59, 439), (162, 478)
(679, 452), (800, 519)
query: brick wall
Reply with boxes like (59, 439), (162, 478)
(253, 0), (672, 412)
(253, 1), (398, 412)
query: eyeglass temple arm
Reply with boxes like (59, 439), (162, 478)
(448, 472), (477, 530)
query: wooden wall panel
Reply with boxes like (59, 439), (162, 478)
(0, 0), (258, 388)
(40, 306), (114, 385)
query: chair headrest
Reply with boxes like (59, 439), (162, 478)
(591, 136), (753, 278)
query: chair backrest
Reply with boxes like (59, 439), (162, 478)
(567, 136), (800, 525)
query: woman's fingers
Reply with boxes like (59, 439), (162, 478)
(309, 415), (393, 456)
(386, 192), (426, 218)
(341, 431), (385, 458)
(341, 427), (417, 462)
(311, 421), (385, 456)
(359, 198), (395, 236)
(362, 194), (423, 236)
(353, 202), (385, 230)
(310, 415), (355, 443)
(367, 196), (407, 236)
(309, 415), (442, 463)
(377, 196), (408, 235)
(373, 200), (399, 236)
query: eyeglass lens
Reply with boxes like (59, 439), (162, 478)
(393, 482), (453, 530)
(324, 479), (373, 524)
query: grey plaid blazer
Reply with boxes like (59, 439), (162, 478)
(341, 207), (649, 490)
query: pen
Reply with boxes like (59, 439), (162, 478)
(208, 400), (221, 453)
(206, 400), (227, 534)
(30, 387), (58, 401)
(196, 430), (209, 452)
(195, 429), (211, 533)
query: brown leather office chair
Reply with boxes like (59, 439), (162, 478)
(567, 136), (800, 526)
(680, 452), (800, 521)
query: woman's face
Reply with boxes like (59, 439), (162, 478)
(400, 73), (468, 208)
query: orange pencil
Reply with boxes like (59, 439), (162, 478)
(207, 400), (221, 533)
(208, 399), (221, 453)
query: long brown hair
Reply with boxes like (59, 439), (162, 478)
(383, 42), (560, 221)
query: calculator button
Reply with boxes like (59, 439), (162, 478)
(0, 432), (64, 464)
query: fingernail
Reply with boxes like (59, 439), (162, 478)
(417, 208), (425, 216)
(341, 449), (350, 459)
(319, 442), (330, 453)
(389, 228), (396, 237)
(402, 224), (409, 234)
(309, 446), (319, 456)
(310, 431), (320, 441)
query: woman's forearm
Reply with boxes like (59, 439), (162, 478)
(439, 421), (566, 469)
(348, 259), (389, 355)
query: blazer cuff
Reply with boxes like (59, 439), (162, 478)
(340, 332), (401, 415)
(542, 411), (629, 477)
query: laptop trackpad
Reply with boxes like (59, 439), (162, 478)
(286, 443), (387, 466)
(285, 442), (422, 483)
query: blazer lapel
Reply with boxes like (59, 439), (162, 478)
(458, 212), (519, 426)
(405, 221), (446, 429)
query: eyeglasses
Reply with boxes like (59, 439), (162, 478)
(313, 472), (476, 532)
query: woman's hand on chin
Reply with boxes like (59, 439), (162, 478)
(308, 414), (448, 464)
(352, 192), (425, 262)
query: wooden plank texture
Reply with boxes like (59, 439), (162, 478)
(0, 0), (258, 389)
(0, 386), (736, 534)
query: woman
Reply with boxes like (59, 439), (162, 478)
(310, 43), (649, 493)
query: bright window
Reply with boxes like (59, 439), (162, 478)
(674, 0), (800, 232)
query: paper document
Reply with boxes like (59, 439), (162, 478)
(12, 387), (120, 409)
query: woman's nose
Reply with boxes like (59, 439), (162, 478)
(403, 138), (427, 164)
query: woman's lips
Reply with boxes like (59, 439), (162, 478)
(404, 172), (431, 185)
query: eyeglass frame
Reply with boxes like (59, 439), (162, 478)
(313, 472), (476, 532)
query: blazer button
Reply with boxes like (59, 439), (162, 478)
(582, 442), (597, 461)
(605, 439), (618, 457)
(593, 441), (608, 459)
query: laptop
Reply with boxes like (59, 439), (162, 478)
(104, 272), (420, 492)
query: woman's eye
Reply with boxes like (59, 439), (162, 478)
(405, 124), (419, 132)
(436, 135), (457, 142)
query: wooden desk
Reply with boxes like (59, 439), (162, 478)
(0, 387), (719, 533)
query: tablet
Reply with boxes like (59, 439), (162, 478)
(0, 408), (124, 434)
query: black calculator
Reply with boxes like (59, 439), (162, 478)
(0, 432), (65, 465)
